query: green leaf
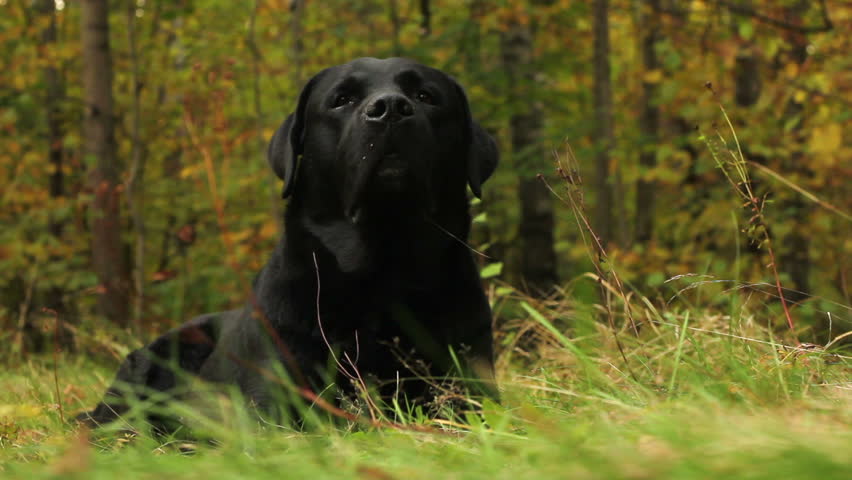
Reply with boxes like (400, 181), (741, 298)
(480, 262), (503, 279)
(495, 286), (514, 296)
(647, 271), (666, 287)
(738, 21), (754, 40)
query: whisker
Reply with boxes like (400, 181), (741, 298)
(426, 217), (492, 259)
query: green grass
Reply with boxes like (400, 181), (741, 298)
(1, 294), (850, 480)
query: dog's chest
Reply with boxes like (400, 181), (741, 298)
(314, 285), (449, 362)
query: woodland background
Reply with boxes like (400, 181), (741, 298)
(1, 0), (850, 351)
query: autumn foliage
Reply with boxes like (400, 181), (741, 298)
(0, 1), (849, 346)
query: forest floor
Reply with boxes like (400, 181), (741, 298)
(1, 295), (850, 480)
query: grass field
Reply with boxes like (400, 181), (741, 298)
(2, 124), (849, 479)
(1, 288), (850, 480)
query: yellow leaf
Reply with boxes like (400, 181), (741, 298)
(260, 221), (277, 240)
(231, 229), (252, 244)
(0, 404), (42, 418)
(793, 90), (807, 103)
(809, 124), (842, 154)
(811, 72), (830, 90)
(785, 62), (799, 78)
(179, 164), (199, 178)
(14, 74), (27, 90)
(643, 69), (664, 84)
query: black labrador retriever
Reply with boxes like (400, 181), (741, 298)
(78, 57), (498, 429)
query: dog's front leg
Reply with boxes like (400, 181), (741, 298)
(76, 314), (221, 429)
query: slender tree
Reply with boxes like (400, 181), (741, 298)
(389, 0), (401, 55)
(82, 0), (131, 325)
(289, 0), (306, 87)
(420, 0), (431, 36)
(501, 13), (558, 294)
(125, 0), (147, 328)
(776, 1), (813, 303)
(593, 0), (615, 248)
(153, 15), (188, 302)
(634, 0), (660, 245)
(30, 0), (74, 348)
(37, 0), (65, 241)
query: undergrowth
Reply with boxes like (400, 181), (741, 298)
(1, 297), (850, 479)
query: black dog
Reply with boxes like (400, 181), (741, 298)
(78, 57), (498, 429)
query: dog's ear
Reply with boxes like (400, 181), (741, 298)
(452, 80), (499, 199)
(268, 73), (323, 198)
(466, 121), (499, 199)
(268, 114), (295, 190)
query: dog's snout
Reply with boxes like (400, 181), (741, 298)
(365, 94), (414, 123)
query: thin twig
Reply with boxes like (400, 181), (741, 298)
(537, 147), (640, 383)
(748, 161), (852, 223)
(218, 347), (456, 435)
(701, 84), (797, 338)
(427, 217), (492, 259)
(312, 252), (355, 380)
(310, 252), (383, 420)
(43, 307), (65, 424)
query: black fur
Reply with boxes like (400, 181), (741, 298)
(78, 58), (499, 429)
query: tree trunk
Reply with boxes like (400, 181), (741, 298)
(125, 1), (146, 329)
(34, 0), (74, 349)
(82, 0), (131, 326)
(778, 29), (810, 303)
(289, 0), (306, 87)
(766, 1), (812, 304)
(38, 0), (65, 239)
(634, 0), (660, 245)
(734, 47), (761, 107)
(419, 0), (431, 36)
(592, 0), (615, 249)
(501, 19), (558, 294)
(731, 4), (766, 260)
(388, 0), (401, 55)
(155, 17), (186, 279)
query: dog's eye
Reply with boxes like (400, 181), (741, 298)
(332, 93), (356, 108)
(415, 90), (435, 104)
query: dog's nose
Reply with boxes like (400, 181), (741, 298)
(365, 93), (414, 123)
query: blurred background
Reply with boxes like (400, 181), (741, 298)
(1, 0), (849, 353)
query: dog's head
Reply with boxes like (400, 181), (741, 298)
(268, 58), (498, 222)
